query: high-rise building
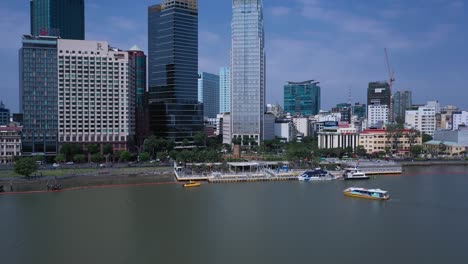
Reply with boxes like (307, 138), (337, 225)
(393, 90), (412, 123)
(219, 67), (231, 114)
(0, 102), (10, 126)
(231, 0), (266, 145)
(148, 1), (203, 143)
(30, 0), (85, 40)
(198, 72), (220, 118)
(367, 82), (391, 107)
(352, 103), (366, 119)
(128, 45), (149, 146)
(284, 80), (321, 116)
(56, 40), (134, 151)
(20, 35), (59, 155)
(367, 105), (389, 128)
(405, 104), (436, 136)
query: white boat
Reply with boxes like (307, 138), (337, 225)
(343, 187), (390, 200)
(343, 167), (369, 180)
(298, 168), (335, 181)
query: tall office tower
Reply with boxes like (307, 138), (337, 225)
(0, 102), (10, 126)
(148, 0), (203, 143)
(231, 0), (266, 145)
(198, 72), (220, 118)
(352, 103), (366, 119)
(30, 0), (85, 40)
(393, 90), (412, 124)
(128, 45), (149, 146)
(284, 80), (321, 116)
(20, 35), (59, 155)
(219, 67), (231, 114)
(56, 40), (134, 151)
(367, 82), (391, 107)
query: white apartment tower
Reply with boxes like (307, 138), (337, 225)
(367, 104), (389, 128)
(57, 39), (135, 151)
(405, 105), (436, 136)
(230, 0), (266, 145)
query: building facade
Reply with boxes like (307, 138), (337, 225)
(367, 104), (389, 128)
(451, 111), (468, 130)
(318, 128), (359, 151)
(284, 80), (321, 116)
(198, 72), (220, 118)
(393, 90), (412, 123)
(20, 35), (59, 155)
(56, 39), (134, 151)
(352, 103), (366, 119)
(128, 45), (148, 147)
(148, 1), (203, 143)
(219, 67), (231, 114)
(30, 0), (85, 40)
(359, 129), (421, 155)
(368, 82), (391, 106)
(0, 102), (10, 126)
(231, 0), (266, 145)
(405, 105), (436, 136)
(0, 125), (22, 164)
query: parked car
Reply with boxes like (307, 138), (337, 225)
(66, 161), (74, 165)
(52, 163), (60, 168)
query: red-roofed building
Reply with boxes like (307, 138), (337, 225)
(359, 129), (421, 156)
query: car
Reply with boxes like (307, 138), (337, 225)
(52, 163), (60, 168)
(99, 163), (107, 168)
(66, 161), (74, 165)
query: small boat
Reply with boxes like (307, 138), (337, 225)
(298, 168), (335, 181)
(183, 181), (201, 188)
(343, 167), (369, 180)
(343, 187), (390, 200)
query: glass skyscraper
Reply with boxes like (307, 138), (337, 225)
(231, 0), (266, 144)
(284, 81), (321, 116)
(393, 90), (412, 124)
(147, 0), (203, 143)
(20, 35), (58, 155)
(219, 67), (231, 114)
(30, 0), (85, 40)
(198, 72), (220, 119)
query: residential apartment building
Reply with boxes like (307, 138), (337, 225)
(405, 105), (436, 136)
(0, 125), (22, 164)
(452, 111), (468, 130)
(198, 72), (220, 118)
(292, 117), (310, 137)
(367, 104), (389, 128)
(219, 67), (231, 114)
(231, 0), (266, 145)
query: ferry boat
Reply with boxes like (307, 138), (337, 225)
(343, 167), (369, 180)
(183, 181), (201, 188)
(298, 168), (335, 181)
(343, 187), (390, 200)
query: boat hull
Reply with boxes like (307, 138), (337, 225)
(344, 176), (370, 180)
(183, 182), (201, 188)
(343, 191), (389, 200)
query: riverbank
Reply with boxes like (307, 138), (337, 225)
(0, 166), (175, 193)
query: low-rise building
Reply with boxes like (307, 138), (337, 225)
(274, 119), (294, 142)
(318, 126), (359, 151)
(358, 129), (421, 156)
(0, 124), (22, 164)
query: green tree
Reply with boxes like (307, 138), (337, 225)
(182, 138), (190, 147)
(86, 144), (100, 155)
(120, 151), (131, 162)
(232, 137), (242, 145)
(55, 154), (66, 163)
(422, 133), (433, 143)
(410, 145), (423, 157)
(91, 153), (104, 163)
(194, 132), (208, 147)
(355, 145), (367, 157)
(73, 154), (86, 163)
(144, 136), (158, 158)
(14, 158), (39, 177)
(60, 144), (83, 161)
(103, 144), (114, 156)
(139, 152), (151, 162)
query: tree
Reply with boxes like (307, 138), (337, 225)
(103, 144), (114, 156)
(194, 132), (208, 147)
(144, 136), (158, 158)
(14, 158), (39, 177)
(91, 153), (104, 163)
(182, 138), (190, 147)
(410, 145), (423, 157)
(60, 144), (83, 161)
(232, 137), (242, 145)
(139, 152), (151, 162)
(55, 154), (66, 163)
(355, 145), (367, 157)
(438, 142), (447, 155)
(422, 133), (433, 143)
(73, 154), (86, 163)
(120, 151), (131, 162)
(86, 144), (100, 155)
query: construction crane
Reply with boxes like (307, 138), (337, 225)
(385, 48), (395, 122)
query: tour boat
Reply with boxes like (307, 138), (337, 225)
(343, 187), (390, 200)
(183, 181), (201, 188)
(343, 167), (369, 180)
(298, 168), (335, 181)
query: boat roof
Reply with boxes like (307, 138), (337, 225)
(347, 187), (388, 194)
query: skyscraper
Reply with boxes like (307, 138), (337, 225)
(393, 90), (412, 124)
(128, 45), (149, 146)
(231, 0), (265, 145)
(148, 0), (203, 143)
(30, 0), (85, 40)
(20, 35), (58, 155)
(367, 82), (391, 106)
(219, 67), (231, 114)
(198, 72), (220, 119)
(284, 80), (321, 116)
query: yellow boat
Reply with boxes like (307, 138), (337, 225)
(343, 187), (389, 200)
(183, 181), (201, 188)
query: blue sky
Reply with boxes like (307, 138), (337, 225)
(0, 0), (467, 112)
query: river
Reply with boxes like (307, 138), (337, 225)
(1, 165), (468, 263)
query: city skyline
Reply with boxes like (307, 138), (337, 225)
(1, 0), (468, 112)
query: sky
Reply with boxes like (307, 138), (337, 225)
(0, 0), (467, 113)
